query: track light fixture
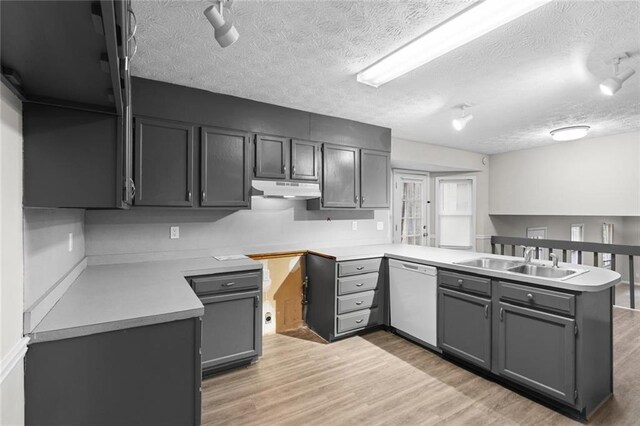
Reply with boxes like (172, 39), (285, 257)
(204, 0), (239, 48)
(452, 105), (473, 131)
(600, 54), (635, 96)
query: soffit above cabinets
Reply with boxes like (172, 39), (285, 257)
(132, 1), (640, 154)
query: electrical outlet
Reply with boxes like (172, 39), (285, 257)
(170, 226), (180, 239)
(352, 221), (358, 231)
(68, 233), (73, 252)
(377, 221), (384, 231)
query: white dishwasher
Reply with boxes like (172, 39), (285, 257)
(389, 259), (438, 348)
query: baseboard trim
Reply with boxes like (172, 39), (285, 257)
(0, 337), (29, 383)
(23, 257), (87, 334)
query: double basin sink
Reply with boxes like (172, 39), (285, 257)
(455, 257), (585, 280)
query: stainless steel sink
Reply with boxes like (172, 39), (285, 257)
(507, 264), (578, 279)
(456, 257), (521, 270)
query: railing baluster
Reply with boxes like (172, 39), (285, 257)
(594, 252), (599, 267)
(562, 249), (567, 263)
(511, 245), (515, 256)
(500, 244), (505, 256)
(630, 255), (635, 310)
(578, 251), (583, 264)
(549, 248), (554, 261)
(491, 242), (496, 255)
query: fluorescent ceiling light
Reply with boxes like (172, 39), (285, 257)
(550, 126), (590, 142)
(452, 114), (473, 131)
(357, 0), (552, 88)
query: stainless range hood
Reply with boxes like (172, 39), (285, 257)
(251, 180), (321, 200)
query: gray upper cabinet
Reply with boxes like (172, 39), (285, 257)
(360, 149), (390, 209)
(291, 139), (319, 181)
(322, 144), (359, 208)
(438, 287), (492, 370)
(497, 301), (576, 405)
(255, 134), (289, 179)
(134, 118), (194, 206)
(201, 127), (251, 208)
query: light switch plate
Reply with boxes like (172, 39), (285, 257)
(170, 226), (180, 239)
(352, 221), (358, 231)
(377, 221), (384, 231)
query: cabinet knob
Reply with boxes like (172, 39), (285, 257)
(187, 191), (192, 202)
(201, 192), (206, 203)
(526, 293), (534, 300)
(355, 195), (359, 203)
(457, 279), (464, 285)
(282, 165), (287, 173)
(362, 196), (366, 203)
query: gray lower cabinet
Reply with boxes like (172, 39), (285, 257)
(321, 144), (359, 208)
(360, 149), (390, 209)
(201, 127), (251, 207)
(291, 139), (319, 181)
(25, 318), (202, 426)
(497, 301), (576, 405)
(438, 287), (491, 370)
(134, 117), (194, 206)
(306, 254), (386, 342)
(255, 134), (289, 179)
(190, 270), (263, 375)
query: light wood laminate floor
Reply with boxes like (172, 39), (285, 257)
(202, 307), (640, 425)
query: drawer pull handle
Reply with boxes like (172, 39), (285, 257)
(355, 301), (364, 305)
(356, 283), (364, 287)
(356, 266), (365, 271)
(484, 305), (489, 318)
(223, 282), (235, 287)
(355, 319), (364, 324)
(457, 279), (464, 284)
(526, 293), (534, 300)
(499, 307), (504, 321)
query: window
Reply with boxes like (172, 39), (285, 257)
(602, 223), (614, 269)
(393, 172), (429, 246)
(436, 176), (475, 250)
(570, 224), (584, 264)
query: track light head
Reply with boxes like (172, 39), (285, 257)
(600, 55), (635, 96)
(452, 105), (473, 131)
(204, 1), (239, 48)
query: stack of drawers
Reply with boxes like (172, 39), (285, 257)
(336, 258), (381, 335)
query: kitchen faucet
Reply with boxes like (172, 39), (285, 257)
(521, 246), (535, 264)
(550, 253), (559, 268)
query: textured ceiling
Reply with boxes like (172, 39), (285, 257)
(131, 0), (640, 154)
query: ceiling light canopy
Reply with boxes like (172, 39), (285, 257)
(204, 0), (239, 48)
(600, 55), (635, 96)
(356, 0), (552, 88)
(452, 105), (473, 131)
(550, 126), (590, 142)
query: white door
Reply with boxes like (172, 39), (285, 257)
(436, 176), (476, 250)
(393, 172), (429, 246)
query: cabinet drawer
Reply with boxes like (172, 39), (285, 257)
(191, 271), (260, 296)
(337, 290), (378, 314)
(337, 308), (379, 334)
(439, 271), (491, 296)
(338, 258), (381, 277)
(337, 273), (378, 295)
(498, 282), (576, 316)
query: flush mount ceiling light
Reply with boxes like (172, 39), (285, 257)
(204, 0), (239, 48)
(600, 54), (636, 96)
(356, 0), (552, 88)
(550, 126), (590, 142)
(452, 105), (473, 131)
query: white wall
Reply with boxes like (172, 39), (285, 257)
(490, 132), (640, 216)
(85, 198), (390, 257)
(391, 138), (494, 252)
(23, 209), (85, 309)
(0, 83), (25, 425)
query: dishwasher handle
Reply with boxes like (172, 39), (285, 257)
(388, 259), (436, 276)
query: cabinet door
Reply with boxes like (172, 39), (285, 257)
(201, 127), (251, 208)
(438, 287), (491, 370)
(497, 302), (576, 405)
(322, 144), (359, 208)
(360, 149), (390, 209)
(255, 134), (289, 179)
(291, 139), (319, 181)
(134, 118), (194, 206)
(200, 291), (262, 372)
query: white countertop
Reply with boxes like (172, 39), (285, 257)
(308, 244), (621, 292)
(29, 256), (262, 343)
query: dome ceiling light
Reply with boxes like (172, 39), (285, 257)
(550, 126), (591, 142)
